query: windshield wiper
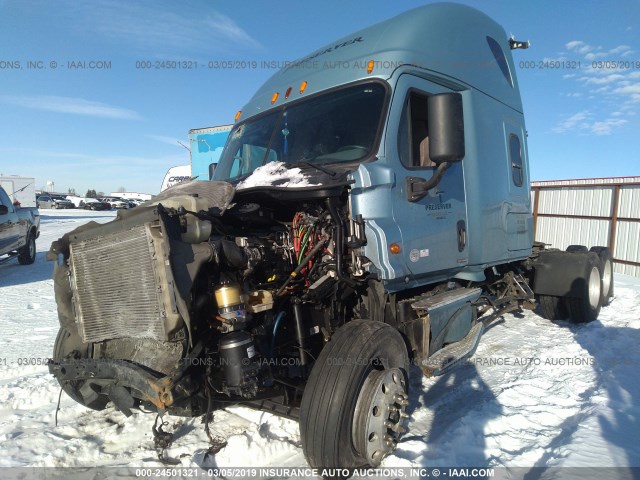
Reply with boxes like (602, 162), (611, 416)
(295, 161), (338, 177)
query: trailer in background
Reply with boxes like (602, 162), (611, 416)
(159, 125), (232, 192)
(0, 176), (36, 208)
(189, 125), (232, 180)
(159, 165), (191, 192)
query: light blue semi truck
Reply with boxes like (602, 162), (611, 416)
(49, 4), (614, 470)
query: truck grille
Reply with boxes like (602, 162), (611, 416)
(69, 224), (168, 343)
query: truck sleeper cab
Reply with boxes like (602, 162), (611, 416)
(48, 3), (613, 472)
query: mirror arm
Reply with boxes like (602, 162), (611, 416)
(405, 162), (450, 202)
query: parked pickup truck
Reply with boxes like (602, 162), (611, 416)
(36, 194), (75, 210)
(48, 3), (615, 472)
(0, 185), (40, 265)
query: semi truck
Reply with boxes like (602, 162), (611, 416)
(48, 3), (614, 471)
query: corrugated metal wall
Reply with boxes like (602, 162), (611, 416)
(531, 177), (640, 277)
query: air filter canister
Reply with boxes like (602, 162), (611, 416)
(219, 331), (256, 387)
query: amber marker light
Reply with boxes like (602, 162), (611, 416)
(299, 81), (308, 94)
(367, 60), (375, 74)
(285, 87), (292, 99)
(234, 110), (242, 122)
(389, 243), (401, 254)
(271, 92), (279, 104)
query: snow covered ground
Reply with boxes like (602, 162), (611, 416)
(0, 209), (638, 477)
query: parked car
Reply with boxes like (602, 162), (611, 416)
(1, 186), (40, 265)
(98, 197), (131, 209)
(36, 195), (53, 209)
(37, 195), (73, 209)
(82, 198), (111, 211)
(65, 195), (87, 208)
(51, 195), (75, 209)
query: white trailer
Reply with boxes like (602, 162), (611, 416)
(159, 165), (191, 192)
(0, 176), (36, 208)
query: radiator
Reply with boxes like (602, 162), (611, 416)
(69, 224), (173, 343)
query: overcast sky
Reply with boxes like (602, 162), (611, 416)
(0, 0), (638, 195)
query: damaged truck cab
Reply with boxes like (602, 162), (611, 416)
(48, 3), (614, 471)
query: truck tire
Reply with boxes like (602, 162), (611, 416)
(17, 233), (36, 265)
(589, 246), (614, 306)
(566, 245), (588, 253)
(53, 327), (109, 411)
(537, 295), (567, 320)
(565, 252), (602, 323)
(300, 320), (409, 470)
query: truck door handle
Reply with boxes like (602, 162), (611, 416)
(457, 220), (466, 252)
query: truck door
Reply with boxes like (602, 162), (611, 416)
(388, 75), (468, 280)
(0, 187), (20, 253)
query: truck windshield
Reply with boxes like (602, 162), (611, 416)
(213, 82), (387, 182)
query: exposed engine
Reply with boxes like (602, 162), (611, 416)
(198, 196), (355, 401)
(48, 181), (369, 417)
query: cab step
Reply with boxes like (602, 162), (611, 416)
(421, 321), (484, 377)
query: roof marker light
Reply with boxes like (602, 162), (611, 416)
(285, 87), (292, 99)
(367, 60), (375, 74)
(271, 92), (279, 104)
(299, 81), (308, 94)
(235, 110), (242, 122)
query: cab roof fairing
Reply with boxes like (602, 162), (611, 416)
(238, 3), (523, 121)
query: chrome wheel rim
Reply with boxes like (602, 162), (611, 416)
(353, 368), (408, 466)
(588, 266), (601, 309)
(602, 259), (612, 297)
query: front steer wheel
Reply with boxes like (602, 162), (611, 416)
(299, 320), (410, 470)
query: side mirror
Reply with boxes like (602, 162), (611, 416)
(209, 163), (217, 180)
(0, 205), (8, 215)
(405, 92), (465, 202)
(428, 93), (465, 164)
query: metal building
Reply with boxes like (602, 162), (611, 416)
(531, 176), (640, 277)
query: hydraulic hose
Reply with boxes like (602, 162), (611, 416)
(326, 197), (355, 286)
(276, 234), (329, 297)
